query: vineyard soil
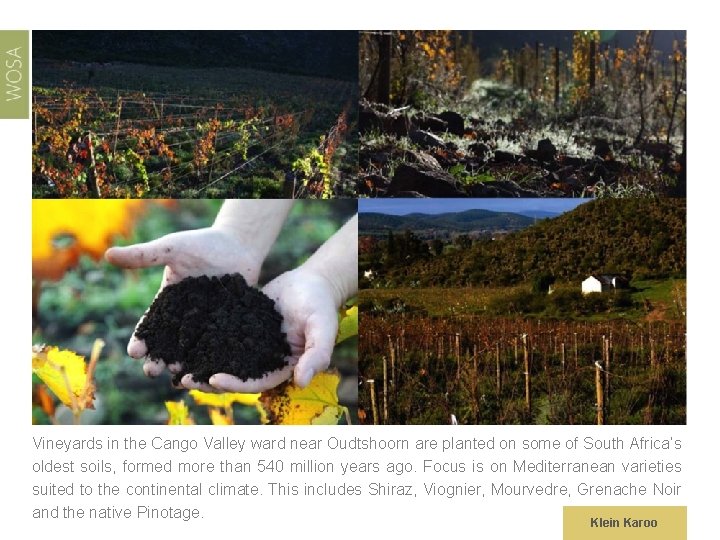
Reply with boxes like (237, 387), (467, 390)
(138, 274), (291, 385)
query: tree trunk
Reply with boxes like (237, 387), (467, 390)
(377, 32), (392, 105)
(589, 39), (596, 90)
(554, 47), (560, 109)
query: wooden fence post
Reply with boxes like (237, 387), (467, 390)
(382, 355), (388, 423)
(390, 341), (396, 391)
(589, 39), (596, 90)
(495, 342), (502, 396)
(650, 335), (656, 368)
(85, 132), (100, 198)
(455, 333), (461, 381)
(604, 335), (611, 419)
(534, 41), (540, 94)
(554, 47), (560, 108)
(640, 332), (645, 360)
(595, 362), (605, 425)
(112, 95), (122, 156)
(368, 379), (379, 425)
(472, 343), (478, 421)
(574, 332), (578, 369)
(523, 334), (531, 413)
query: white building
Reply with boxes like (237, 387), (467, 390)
(581, 274), (628, 294)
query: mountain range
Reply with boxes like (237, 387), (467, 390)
(359, 208), (556, 237)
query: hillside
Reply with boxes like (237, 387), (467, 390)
(517, 210), (561, 220)
(33, 31), (358, 81)
(369, 199), (686, 286)
(360, 209), (537, 236)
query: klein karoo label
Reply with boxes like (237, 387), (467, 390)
(0, 30), (28, 119)
(564, 506), (687, 540)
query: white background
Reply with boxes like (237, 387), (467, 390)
(28, 426), (686, 535)
(5, 2), (714, 538)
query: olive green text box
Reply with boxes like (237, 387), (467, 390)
(0, 30), (29, 119)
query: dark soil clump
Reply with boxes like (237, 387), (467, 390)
(136, 274), (291, 385)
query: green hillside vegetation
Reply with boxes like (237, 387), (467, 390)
(359, 278), (685, 322)
(361, 199), (685, 288)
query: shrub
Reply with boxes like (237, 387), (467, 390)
(532, 273), (556, 294)
(488, 289), (544, 316)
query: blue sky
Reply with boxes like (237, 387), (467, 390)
(358, 199), (591, 215)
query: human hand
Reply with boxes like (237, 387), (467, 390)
(105, 227), (264, 378)
(193, 214), (357, 391)
(185, 267), (339, 393)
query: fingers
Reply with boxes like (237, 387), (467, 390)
(142, 357), (210, 391)
(294, 349), (332, 388)
(210, 363), (295, 393)
(294, 313), (338, 388)
(141, 357), (181, 376)
(105, 236), (175, 269)
(142, 361), (296, 393)
(143, 358), (166, 378)
(180, 374), (220, 393)
(128, 335), (148, 359)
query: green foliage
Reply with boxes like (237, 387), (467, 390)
(546, 289), (585, 315)
(532, 273), (555, 294)
(448, 163), (496, 186)
(361, 280), (684, 322)
(292, 148), (325, 178)
(123, 149), (149, 193)
(487, 289), (544, 316)
(362, 199), (685, 288)
(482, 286), (636, 319)
(431, 238), (444, 256)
